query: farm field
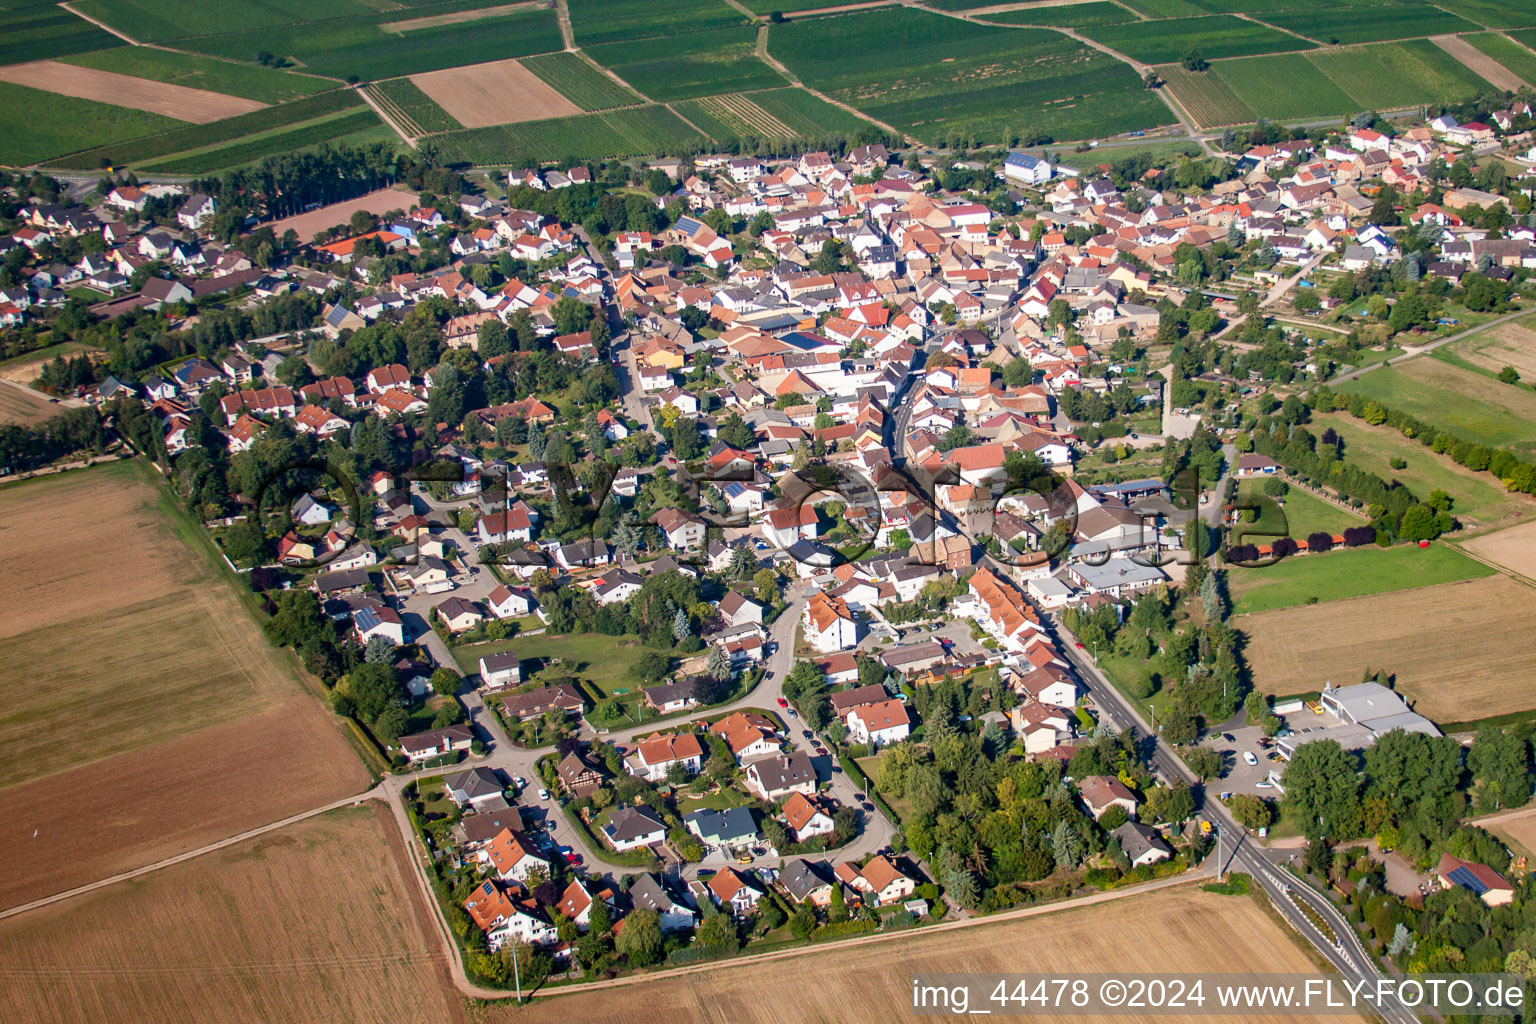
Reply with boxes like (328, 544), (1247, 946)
(71, 0), (380, 43)
(1314, 412), (1535, 528)
(750, 85), (886, 137)
(586, 26), (784, 101)
(485, 886), (1363, 1024)
(413, 57), (579, 129)
(985, 3), (1141, 28)
(567, 0), (747, 46)
(675, 92), (804, 143)
(1439, 308), (1536, 380)
(1459, 518), (1536, 581)
(519, 51), (643, 111)
(0, 804), (465, 1024)
(181, 6), (563, 81)
(1213, 52), (1355, 121)
(1121, 0), (1208, 14)
(1486, 804), (1536, 860)
(1461, 32), (1536, 85)
(1160, 63), (1255, 127)
(1082, 15), (1313, 64)
(1238, 574), (1536, 723)
(1336, 359), (1536, 456)
(60, 46), (331, 105)
(0, 460), (367, 908)
(0, 343), (98, 387)
(1434, 33), (1530, 91)
(1307, 40), (1495, 109)
(139, 108), (382, 174)
(53, 88), (365, 169)
(0, 60), (266, 122)
(0, 7), (120, 67)
(769, 8), (1169, 143)
(0, 381), (61, 425)
(0, 79), (185, 166)
(1227, 541), (1495, 615)
(1263, 3), (1480, 45)
(1437, 0), (1536, 28)
(429, 104), (706, 166)
(673, 87), (882, 143)
(366, 77), (461, 137)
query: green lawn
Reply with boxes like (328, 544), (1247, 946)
(1228, 543), (1495, 615)
(454, 631), (671, 704)
(676, 785), (755, 814)
(1234, 479), (1365, 540)
(1314, 412), (1533, 527)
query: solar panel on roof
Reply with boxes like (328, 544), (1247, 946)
(1448, 865), (1488, 895)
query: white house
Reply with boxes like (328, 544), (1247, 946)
(845, 699), (911, 747)
(803, 591), (860, 652)
(478, 650), (522, 689)
(1002, 151), (1053, 185)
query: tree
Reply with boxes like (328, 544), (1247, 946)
(1185, 746), (1223, 781)
(753, 568), (778, 604)
(728, 542), (757, 579)
(1468, 725), (1531, 813)
(364, 634), (396, 664)
(1099, 804), (1129, 832)
(1180, 49), (1209, 72)
(1051, 820), (1083, 870)
(1499, 366), (1521, 385)
(1229, 794), (1275, 831)
(706, 644), (732, 682)
(1282, 739), (1360, 840)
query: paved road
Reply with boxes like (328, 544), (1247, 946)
(1049, 617), (1416, 1024)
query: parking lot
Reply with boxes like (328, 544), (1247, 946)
(1200, 722), (1285, 796)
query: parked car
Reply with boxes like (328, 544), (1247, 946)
(1074, 641), (1085, 649)
(802, 729), (813, 739)
(861, 802), (875, 812)
(1243, 751), (1258, 766)
(538, 788), (550, 800)
(777, 697), (788, 708)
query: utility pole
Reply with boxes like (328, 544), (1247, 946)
(511, 938), (523, 1003)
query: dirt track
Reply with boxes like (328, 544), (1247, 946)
(0, 61), (266, 123)
(260, 186), (419, 239)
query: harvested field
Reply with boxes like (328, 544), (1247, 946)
(260, 185), (418, 238)
(382, 0), (540, 32)
(0, 344), (95, 387)
(1337, 358), (1536, 457)
(1238, 574), (1536, 722)
(0, 60), (265, 122)
(412, 56), (579, 128)
(1447, 310), (1536, 381)
(1485, 805), (1536, 859)
(0, 804), (463, 1024)
(488, 885), (1360, 1024)
(0, 379), (60, 425)
(0, 460), (368, 907)
(0, 697), (367, 910)
(1459, 518), (1536, 581)
(1432, 33), (1531, 91)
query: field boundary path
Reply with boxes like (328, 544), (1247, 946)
(0, 788), (381, 920)
(1324, 307), (1534, 385)
(356, 85), (419, 148)
(1232, 11), (1320, 47)
(752, 24), (918, 144)
(555, 0), (575, 51)
(58, 2), (139, 45)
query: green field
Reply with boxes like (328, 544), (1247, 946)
(1462, 32), (1536, 82)
(61, 46), (333, 104)
(52, 87), (363, 168)
(1211, 52), (1355, 121)
(1160, 63), (1255, 126)
(1314, 412), (1531, 527)
(1083, 14), (1313, 63)
(141, 108), (382, 174)
(453, 631), (671, 705)
(0, 6), (121, 66)
(672, 87), (880, 145)
(769, 8), (1169, 144)
(1228, 542), (1495, 615)
(0, 80), (185, 166)
(1235, 479), (1366, 540)
(986, 3), (1141, 28)
(519, 51), (642, 110)
(180, 7), (563, 80)
(587, 26), (783, 101)
(72, 0), (377, 42)
(1438, 0), (1536, 29)
(1307, 40), (1495, 109)
(429, 103), (707, 165)
(1120, 0), (1209, 15)
(1335, 360), (1536, 456)
(1264, 3), (1481, 44)
(567, 0), (747, 46)
(366, 78), (459, 136)
(735, 0), (865, 10)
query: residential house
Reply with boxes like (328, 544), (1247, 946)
(444, 767), (506, 809)
(478, 650), (523, 690)
(781, 792), (835, 841)
(743, 751), (817, 801)
(398, 725), (474, 762)
(845, 699), (911, 747)
(1078, 775), (1138, 820)
(626, 732), (705, 781)
(603, 805), (669, 851)
(1113, 821), (1172, 868)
